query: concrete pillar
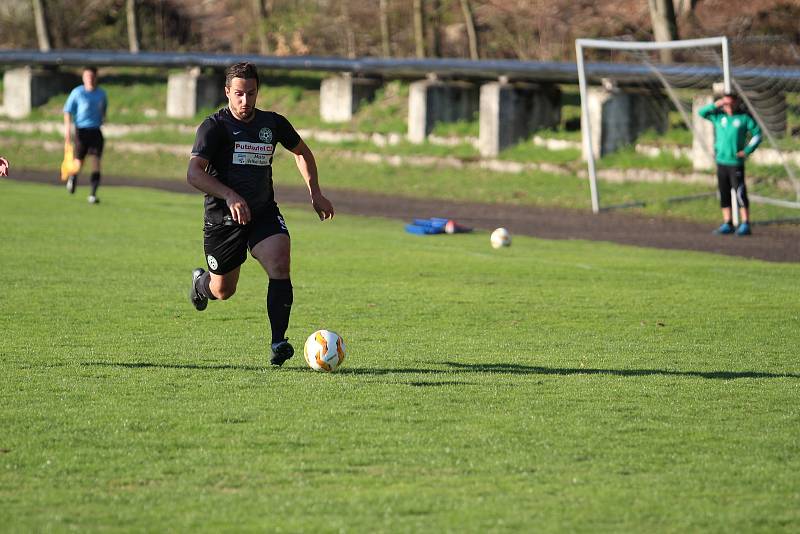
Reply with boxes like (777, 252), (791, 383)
(320, 74), (381, 123)
(3, 67), (79, 119)
(582, 86), (668, 159)
(478, 81), (561, 157)
(408, 79), (479, 143)
(167, 68), (223, 119)
(692, 94), (715, 171)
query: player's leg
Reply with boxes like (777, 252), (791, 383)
(190, 223), (247, 310)
(87, 130), (104, 204)
(67, 130), (88, 195)
(250, 214), (293, 365)
(192, 267), (241, 304)
(714, 165), (734, 234)
(732, 166), (751, 235)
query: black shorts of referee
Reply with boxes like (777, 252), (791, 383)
(75, 128), (104, 160)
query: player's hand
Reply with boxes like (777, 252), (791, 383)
(225, 191), (251, 225)
(0, 157), (8, 177)
(737, 150), (745, 158)
(311, 192), (334, 221)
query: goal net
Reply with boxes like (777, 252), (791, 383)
(575, 36), (800, 225)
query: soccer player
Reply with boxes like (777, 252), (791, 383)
(0, 156), (9, 177)
(187, 62), (334, 366)
(63, 66), (108, 204)
(698, 91), (762, 236)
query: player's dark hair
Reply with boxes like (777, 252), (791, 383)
(723, 91), (738, 100)
(225, 62), (259, 88)
(83, 66), (98, 75)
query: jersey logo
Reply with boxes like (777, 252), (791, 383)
(733, 118), (741, 128)
(233, 141), (273, 166)
(207, 255), (219, 271)
(233, 130), (242, 135)
(259, 128), (273, 143)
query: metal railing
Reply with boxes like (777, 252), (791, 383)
(1, 49), (799, 87)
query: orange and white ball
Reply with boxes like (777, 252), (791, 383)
(490, 227), (511, 249)
(304, 330), (346, 372)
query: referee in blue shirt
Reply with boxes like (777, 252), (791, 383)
(63, 66), (108, 204)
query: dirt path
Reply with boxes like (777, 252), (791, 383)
(10, 169), (800, 263)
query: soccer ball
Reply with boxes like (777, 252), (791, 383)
(490, 227), (511, 248)
(304, 330), (346, 372)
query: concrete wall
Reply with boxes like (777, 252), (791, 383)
(479, 82), (561, 157)
(408, 79), (479, 143)
(166, 68), (224, 119)
(3, 67), (79, 119)
(583, 86), (668, 160)
(692, 94), (715, 171)
(320, 74), (381, 122)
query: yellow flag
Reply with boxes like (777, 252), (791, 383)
(60, 142), (79, 181)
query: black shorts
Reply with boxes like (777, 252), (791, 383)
(717, 164), (749, 209)
(75, 128), (104, 160)
(203, 207), (290, 275)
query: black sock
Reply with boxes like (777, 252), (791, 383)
(90, 172), (101, 196)
(195, 270), (217, 300)
(267, 278), (293, 344)
(724, 220), (732, 225)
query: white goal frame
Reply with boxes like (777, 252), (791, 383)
(575, 37), (732, 215)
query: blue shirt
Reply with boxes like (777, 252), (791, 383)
(63, 86), (107, 129)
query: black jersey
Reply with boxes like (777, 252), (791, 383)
(191, 107), (301, 221)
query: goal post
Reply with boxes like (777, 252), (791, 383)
(575, 37), (732, 215)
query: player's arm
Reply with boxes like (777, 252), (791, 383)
(187, 156), (251, 224)
(742, 116), (762, 157)
(63, 90), (76, 145)
(698, 102), (718, 120)
(289, 139), (334, 221)
(63, 112), (73, 145)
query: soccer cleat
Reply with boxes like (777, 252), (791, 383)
(736, 222), (752, 236)
(87, 195), (99, 204)
(66, 176), (76, 194)
(189, 268), (208, 311)
(270, 339), (295, 366)
(713, 222), (734, 235)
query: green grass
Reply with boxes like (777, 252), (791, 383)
(1, 181), (799, 531)
(5, 134), (800, 224)
(431, 118), (479, 138)
(596, 146), (694, 173)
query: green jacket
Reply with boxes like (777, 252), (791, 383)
(698, 103), (762, 166)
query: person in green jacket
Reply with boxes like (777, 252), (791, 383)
(698, 92), (762, 236)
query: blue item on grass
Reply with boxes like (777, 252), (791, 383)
(405, 223), (444, 235)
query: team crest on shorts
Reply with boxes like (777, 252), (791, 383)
(207, 255), (219, 270)
(259, 128), (273, 143)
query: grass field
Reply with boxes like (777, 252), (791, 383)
(6, 132), (800, 226)
(1, 181), (799, 531)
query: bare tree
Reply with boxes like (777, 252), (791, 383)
(648, 0), (679, 62)
(341, 0), (356, 58)
(252, 0), (270, 55)
(459, 0), (478, 59)
(31, 0), (50, 52)
(673, 0), (696, 17)
(379, 0), (391, 57)
(413, 0), (425, 58)
(126, 0), (140, 53)
(429, 0), (441, 57)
